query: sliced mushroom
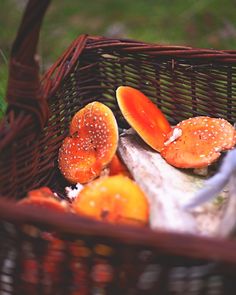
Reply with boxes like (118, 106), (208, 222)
(72, 175), (149, 226)
(161, 116), (236, 168)
(116, 86), (172, 152)
(58, 101), (119, 184)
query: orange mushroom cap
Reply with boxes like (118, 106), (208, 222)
(58, 136), (103, 184)
(18, 187), (68, 212)
(70, 101), (118, 166)
(107, 154), (132, 178)
(72, 175), (149, 226)
(161, 116), (236, 168)
(27, 186), (54, 199)
(59, 101), (119, 184)
(116, 86), (172, 152)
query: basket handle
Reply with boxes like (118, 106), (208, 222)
(6, 0), (51, 129)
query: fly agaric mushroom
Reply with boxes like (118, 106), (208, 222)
(116, 86), (172, 152)
(72, 175), (149, 226)
(58, 101), (119, 184)
(161, 116), (236, 169)
(58, 136), (103, 184)
(27, 186), (54, 199)
(18, 187), (69, 212)
(107, 153), (132, 178)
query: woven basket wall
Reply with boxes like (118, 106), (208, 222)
(0, 0), (236, 294)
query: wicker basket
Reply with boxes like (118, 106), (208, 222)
(1, 0), (236, 294)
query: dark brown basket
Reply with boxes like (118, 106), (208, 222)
(1, 0), (236, 294)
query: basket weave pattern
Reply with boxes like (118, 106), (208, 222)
(0, 0), (236, 294)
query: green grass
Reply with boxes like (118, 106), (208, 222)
(0, 51), (8, 117)
(0, 0), (236, 117)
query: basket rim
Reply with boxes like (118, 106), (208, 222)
(41, 34), (236, 100)
(1, 197), (236, 265)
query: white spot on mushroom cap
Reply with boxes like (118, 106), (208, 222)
(89, 200), (96, 207)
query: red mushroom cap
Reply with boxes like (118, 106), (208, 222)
(161, 116), (236, 168)
(27, 187), (54, 199)
(18, 187), (68, 212)
(58, 101), (119, 184)
(107, 153), (132, 178)
(116, 86), (172, 152)
(58, 136), (103, 184)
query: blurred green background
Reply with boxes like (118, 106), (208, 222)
(0, 0), (236, 117)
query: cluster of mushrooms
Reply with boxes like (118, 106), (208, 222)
(18, 86), (236, 227)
